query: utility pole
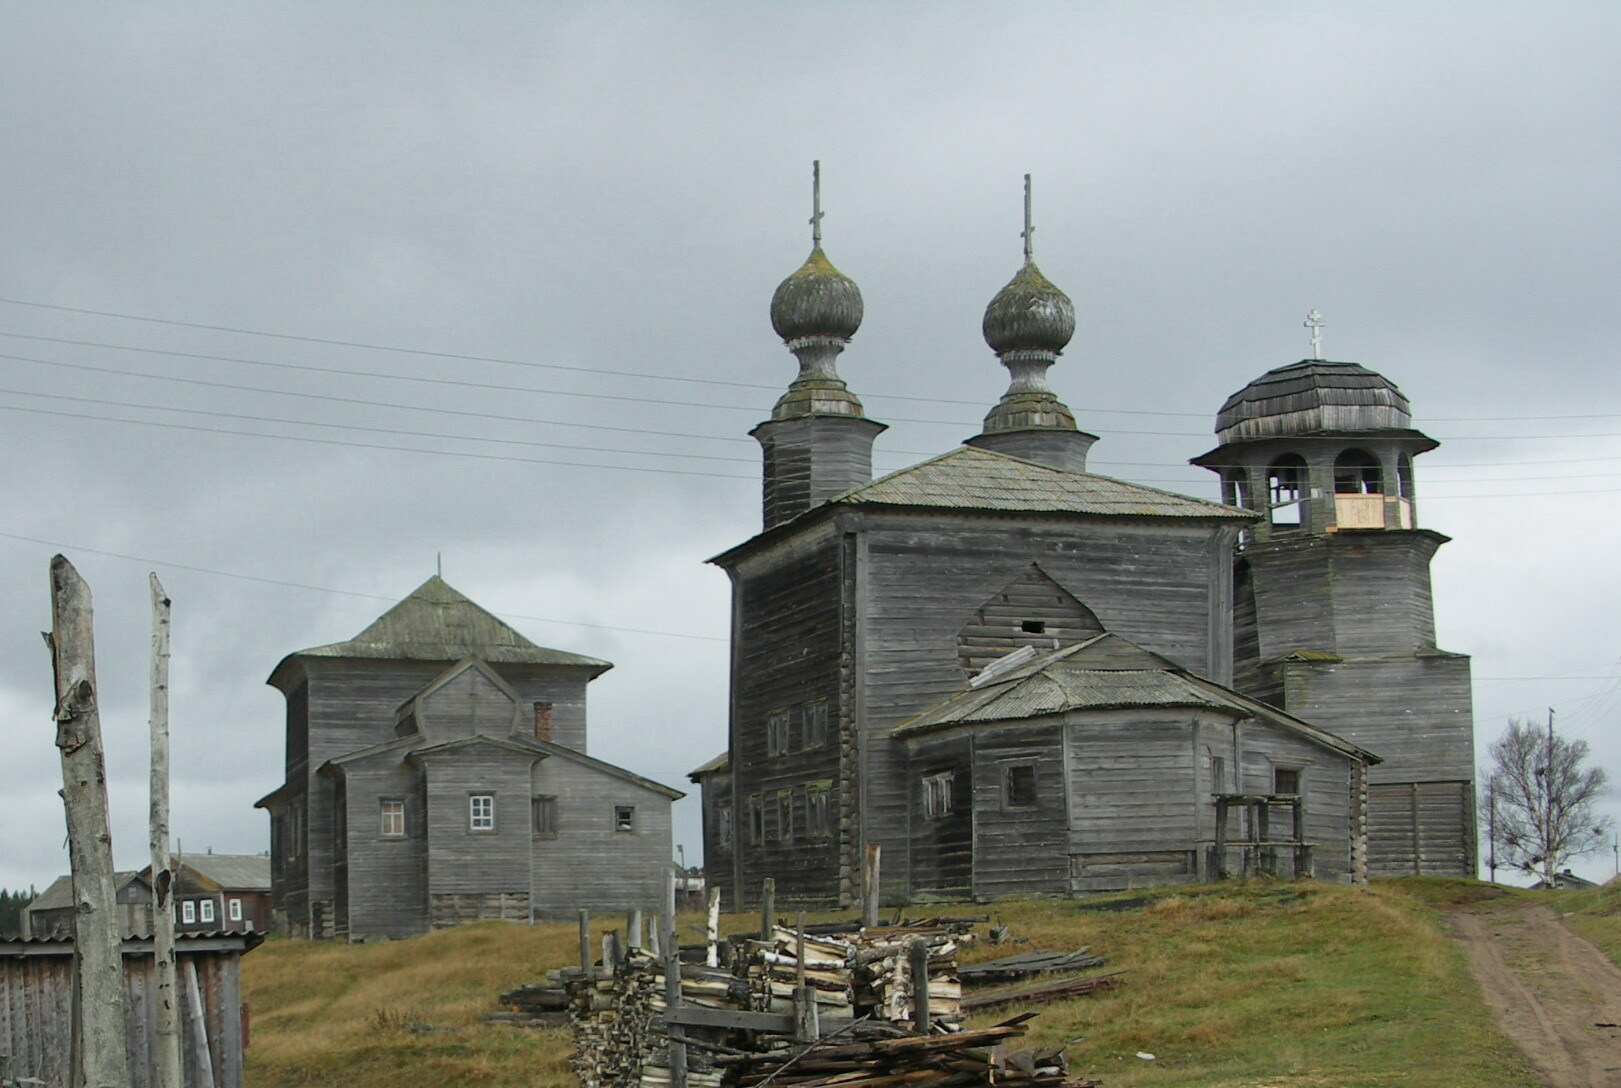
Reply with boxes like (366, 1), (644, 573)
(1545, 708), (1556, 887)
(150, 574), (182, 1088)
(47, 555), (130, 1088)
(1486, 774), (1498, 883)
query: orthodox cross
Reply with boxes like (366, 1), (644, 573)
(1304, 309), (1326, 359)
(1021, 173), (1034, 262)
(810, 160), (824, 247)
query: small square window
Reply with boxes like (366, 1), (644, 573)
(469, 794), (495, 831)
(1004, 764), (1037, 809)
(614, 805), (635, 833)
(1274, 768), (1301, 796)
(380, 799), (406, 838)
(181, 901), (196, 925)
(199, 899), (215, 924)
(533, 795), (558, 836)
(922, 772), (954, 818)
(228, 898), (243, 923)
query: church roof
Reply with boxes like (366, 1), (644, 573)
(894, 633), (1377, 762)
(832, 446), (1251, 520)
(271, 576), (611, 680)
(1213, 359), (1416, 444)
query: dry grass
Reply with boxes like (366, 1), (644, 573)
(242, 881), (1542, 1088)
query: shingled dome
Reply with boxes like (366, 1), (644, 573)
(982, 261), (1075, 356)
(1215, 359), (1413, 444)
(770, 246), (863, 343)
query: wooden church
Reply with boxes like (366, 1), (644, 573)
(255, 576), (683, 939)
(692, 176), (1475, 907)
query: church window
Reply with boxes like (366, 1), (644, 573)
(1397, 455), (1414, 500)
(802, 702), (829, 748)
(1274, 768), (1301, 796)
(772, 792), (791, 840)
(1210, 754), (1227, 795)
(1221, 467), (1248, 508)
(1003, 764), (1037, 809)
(922, 772), (954, 818)
(766, 711), (790, 756)
(1334, 449), (1382, 494)
(714, 803), (733, 853)
(747, 795), (764, 846)
(614, 805), (636, 833)
(469, 794), (495, 831)
(380, 799), (405, 838)
(532, 796), (558, 837)
(1267, 456), (1308, 528)
(805, 786), (833, 839)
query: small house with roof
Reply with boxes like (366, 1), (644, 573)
(255, 576), (682, 939)
(692, 175), (1472, 907)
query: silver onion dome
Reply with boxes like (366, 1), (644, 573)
(982, 260), (1076, 356)
(770, 246), (864, 344)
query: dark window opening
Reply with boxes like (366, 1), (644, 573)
(1274, 768), (1301, 796)
(1334, 449), (1382, 494)
(1267, 455), (1308, 528)
(747, 795), (764, 846)
(1004, 764), (1037, 808)
(1020, 620), (1046, 634)
(922, 772), (954, 818)
(532, 795), (558, 836)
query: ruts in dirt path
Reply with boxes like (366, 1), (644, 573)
(1450, 902), (1621, 1088)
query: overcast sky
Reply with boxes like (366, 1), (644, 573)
(2, 2), (1618, 896)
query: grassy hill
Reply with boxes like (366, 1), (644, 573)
(242, 879), (1617, 1088)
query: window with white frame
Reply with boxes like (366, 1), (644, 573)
(229, 898), (243, 923)
(181, 900), (196, 924)
(614, 805), (635, 833)
(380, 799), (405, 838)
(922, 772), (954, 818)
(200, 899), (215, 924)
(469, 794), (495, 831)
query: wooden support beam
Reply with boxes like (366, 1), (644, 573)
(759, 878), (775, 940)
(579, 910), (592, 977)
(909, 937), (930, 1033)
(862, 844), (881, 930)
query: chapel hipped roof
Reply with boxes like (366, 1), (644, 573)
(270, 576), (611, 682)
(1213, 359), (1417, 444)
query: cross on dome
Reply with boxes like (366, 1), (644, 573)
(1305, 309), (1326, 359)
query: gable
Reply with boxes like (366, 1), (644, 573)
(957, 564), (1105, 673)
(413, 659), (522, 743)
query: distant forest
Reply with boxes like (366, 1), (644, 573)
(0, 887), (37, 935)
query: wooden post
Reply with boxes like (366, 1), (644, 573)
(1293, 798), (1309, 878)
(46, 555), (129, 1088)
(602, 932), (620, 975)
(792, 910), (817, 1042)
(578, 910), (592, 976)
(909, 937), (930, 1033)
(663, 868), (688, 1088)
(759, 877), (775, 940)
(149, 574), (182, 1088)
(861, 844), (881, 930)
(627, 908), (643, 952)
(1214, 799), (1229, 879)
(1257, 800), (1272, 875)
(705, 886), (721, 969)
(183, 958), (216, 1088)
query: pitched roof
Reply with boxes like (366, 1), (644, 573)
(832, 446), (1251, 520)
(894, 633), (1377, 762)
(273, 576), (612, 676)
(170, 853), (270, 892)
(688, 751), (729, 779)
(27, 872), (148, 912)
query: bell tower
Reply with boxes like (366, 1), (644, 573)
(1193, 336), (1476, 878)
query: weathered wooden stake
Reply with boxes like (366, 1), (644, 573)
(183, 958), (216, 1088)
(909, 937), (930, 1033)
(861, 844), (882, 930)
(758, 877), (775, 940)
(705, 885), (721, 968)
(47, 555), (129, 1088)
(627, 908), (643, 952)
(578, 910), (592, 976)
(149, 573), (182, 1088)
(791, 909), (818, 1041)
(663, 868), (688, 1088)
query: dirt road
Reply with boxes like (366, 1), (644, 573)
(1450, 902), (1621, 1088)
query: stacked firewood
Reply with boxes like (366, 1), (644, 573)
(569, 950), (730, 1088)
(717, 1015), (1102, 1088)
(740, 922), (965, 1029)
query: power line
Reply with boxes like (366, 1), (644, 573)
(0, 530), (728, 643)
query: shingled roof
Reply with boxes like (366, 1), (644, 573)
(832, 446), (1251, 520)
(271, 576), (611, 679)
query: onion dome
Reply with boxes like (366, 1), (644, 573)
(1215, 359), (1414, 444)
(982, 259), (1076, 356)
(770, 246), (863, 344)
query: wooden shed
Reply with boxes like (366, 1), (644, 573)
(0, 930), (260, 1088)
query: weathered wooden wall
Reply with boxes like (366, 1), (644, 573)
(420, 742), (537, 926)
(0, 938), (250, 1088)
(334, 755), (428, 940)
(530, 754), (674, 915)
(971, 726), (1067, 899)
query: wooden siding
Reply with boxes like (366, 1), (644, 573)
(970, 727), (1067, 899)
(695, 770), (734, 911)
(419, 743), (537, 921)
(956, 564), (1104, 673)
(337, 758), (428, 940)
(905, 736), (974, 900)
(1237, 721), (1356, 882)
(0, 940), (250, 1088)
(726, 525), (846, 907)
(416, 667), (521, 743)
(530, 754), (674, 915)
(854, 510), (1234, 902)
(1366, 781), (1476, 877)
